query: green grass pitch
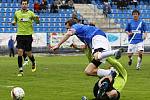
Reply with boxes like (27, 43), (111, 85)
(0, 54), (150, 100)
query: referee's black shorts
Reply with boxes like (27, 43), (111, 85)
(16, 35), (33, 51)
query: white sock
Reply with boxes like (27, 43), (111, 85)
(137, 57), (142, 68)
(98, 50), (117, 60)
(97, 69), (111, 77)
(19, 67), (23, 71)
(129, 57), (132, 60)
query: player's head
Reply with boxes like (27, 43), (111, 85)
(21, 0), (28, 10)
(65, 19), (76, 29)
(132, 9), (140, 20)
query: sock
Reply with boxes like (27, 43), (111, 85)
(137, 57), (142, 67)
(23, 52), (27, 61)
(29, 55), (35, 65)
(18, 56), (23, 71)
(98, 50), (117, 60)
(97, 69), (111, 77)
(129, 56), (132, 61)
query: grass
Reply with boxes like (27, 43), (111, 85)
(0, 54), (150, 100)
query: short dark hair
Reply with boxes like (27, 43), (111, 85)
(132, 9), (140, 15)
(65, 19), (77, 26)
(21, 0), (29, 4)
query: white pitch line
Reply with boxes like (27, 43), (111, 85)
(0, 85), (14, 88)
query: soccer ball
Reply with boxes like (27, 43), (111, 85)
(11, 87), (25, 100)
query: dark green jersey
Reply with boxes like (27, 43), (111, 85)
(14, 10), (36, 35)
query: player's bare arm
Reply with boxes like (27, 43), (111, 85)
(51, 30), (73, 51)
(143, 32), (147, 40)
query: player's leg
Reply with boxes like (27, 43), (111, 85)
(92, 35), (124, 60)
(106, 57), (127, 81)
(136, 42), (144, 70)
(106, 57), (127, 92)
(84, 35), (121, 77)
(127, 44), (134, 66)
(17, 49), (24, 76)
(84, 62), (113, 76)
(22, 50), (29, 67)
(16, 36), (24, 76)
(25, 36), (36, 72)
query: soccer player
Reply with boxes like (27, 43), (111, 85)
(125, 9), (147, 70)
(93, 57), (127, 100)
(51, 19), (124, 78)
(12, 0), (40, 76)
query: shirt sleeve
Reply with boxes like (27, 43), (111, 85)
(142, 21), (147, 33)
(125, 22), (131, 32)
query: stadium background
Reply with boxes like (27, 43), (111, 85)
(0, 0), (150, 54)
(0, 0), (150, 100)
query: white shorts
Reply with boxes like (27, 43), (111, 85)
(92, 35), (111, 53)
(127, 42), (144, 53)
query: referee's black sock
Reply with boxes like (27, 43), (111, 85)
(18, 56), (23, 71)
(29, 55), (35, 65)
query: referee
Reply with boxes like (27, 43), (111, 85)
(12, 0), (40, 76)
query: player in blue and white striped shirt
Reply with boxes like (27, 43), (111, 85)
(125, 9), (147, 70)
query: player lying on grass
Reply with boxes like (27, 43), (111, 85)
(92, 57), (127, 100)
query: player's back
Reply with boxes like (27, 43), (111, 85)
(71, 24), (106, 44)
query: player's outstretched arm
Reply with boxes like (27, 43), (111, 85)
(51, 32), (72, 51)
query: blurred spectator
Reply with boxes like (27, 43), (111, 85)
(34, 1), (40, 15)
(8, 36), (15, 57)
(43, 0), (48, 6)
(55, 0), (62, 7)
(103, 1), (111, 18)
(59, 0), (68, 9)
(132, 0), (138, 8)
(72, 12), (78, 21)
(50, 2), (58, 13)
(40, 1), (47, 13)
(67, 0), (74, 9)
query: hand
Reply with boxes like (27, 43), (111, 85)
(50, 45), (60, 52)
(143, 34), (147, 40)
(11, 20), (16, 26)
(34, 15), (40, 24)
(34, 15), (39, 20)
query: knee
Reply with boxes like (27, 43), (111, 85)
(17, 49), (23, 56)
(93, 52), (101, 60)
(26, 51), (32, 57)
(84, 69), (93, 76)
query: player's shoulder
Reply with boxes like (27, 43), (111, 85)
(15, 9), (21, 13)
(27, 10), (34, 14)
(72, 23), (84, 27)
